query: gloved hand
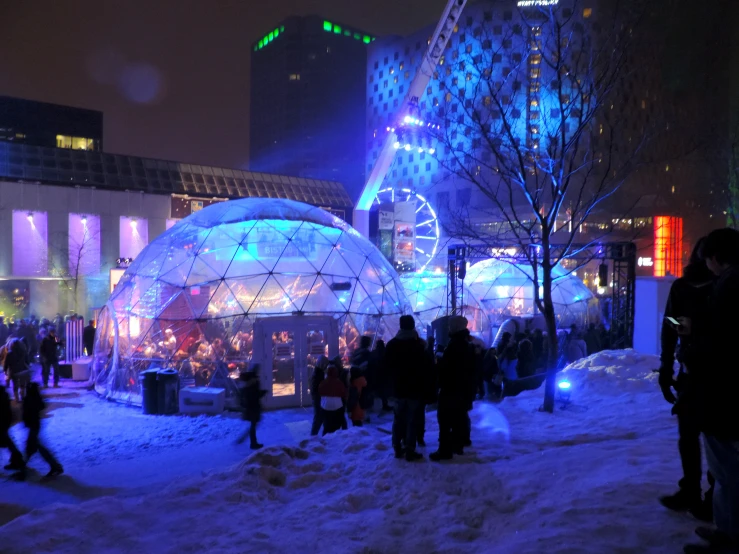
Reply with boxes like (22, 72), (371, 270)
(658, 368), (677, 404)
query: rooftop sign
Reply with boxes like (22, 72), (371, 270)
(517, 0), (559, 6)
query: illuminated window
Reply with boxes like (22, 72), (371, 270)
(530, 99), (539, 108)
(445, 92), (452, 102)
(530, 54), (541, 65)
(399, 62), (404, 70)
(484, 96), (491, 106)
(599, 124), (604, 135)
(530, 68), (541, 79)
(530, 125), (539, 134)
(389, 66), (394, 75)
(288, 74), (301, 81)
(532, 26), (542, 37)
(466, 73), (472, 81)
(583, 8), (593, 17)
(394, 76), (399, 84)
(56, 135), (95, 150)
(665, 164), (670, 172)
(530, 83), (540, 93)
(641, 99), (646, 109)
(671, 185), (676, 193)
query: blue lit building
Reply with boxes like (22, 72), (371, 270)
(250, 16), (374, 205)
(365, 0), (602, 245)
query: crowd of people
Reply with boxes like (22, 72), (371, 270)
(657, 228), (739, 554)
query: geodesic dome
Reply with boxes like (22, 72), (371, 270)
(466, 259), (597, 333)
(93, 198), (411, 405)
(400, 272), (492, 345)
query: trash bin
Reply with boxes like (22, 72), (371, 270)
(157, 369), (180, 415)
(139, 369), (160, 415)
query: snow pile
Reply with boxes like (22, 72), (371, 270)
(0, 351), (696, 553)
(561, 349), (659, 395)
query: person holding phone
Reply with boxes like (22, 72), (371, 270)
(658, 238), (715, 522)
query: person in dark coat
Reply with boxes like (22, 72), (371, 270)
(83, 320), (96, 356)
(4, 339), (30, 402)
(0, 385), (24, 471)
(385, 315), (426, 462)
(39, 329), (61, 388)
(682, 228), (739, 553)
(369, 340), (390, 411)
(0, 317), (9, 347)
(237, 364), (267, 449)
(350, 336), (372, 421)
(415, 336), (437, 447)
(20, 382), (63, 479)
(658, 238), (715, 522)
(310, 355), (329, 436)
(430, 316), (476, 462)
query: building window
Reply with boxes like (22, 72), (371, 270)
(466, 73), (472, 81)
(404, 70), (410, 79)
(484, 11), (492, 21)
(384, 57), (388, 65)
(503, 39), (512, 49)
(374, 61), (379, 69)
(583, 8), (593, 17)
(288, 73), (300, 81)
(530, 54), (541, 65)
(399, 62), (404, 70)
(503, 11), (512, 21)
(389, 66), (395, 75)
(56, 135), (95, 150)
(384, 80), (388, 89)
(530, 68), (541, 79)
(394, 76), (399, 84)
(69, 213), (101, 276)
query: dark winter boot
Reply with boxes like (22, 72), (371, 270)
(405, 451), (423, 462)
(45, 465), (64, 478)
(660, 489), (703, 513)
(394, 448), (405, 459)
(429, 450), (453, 462)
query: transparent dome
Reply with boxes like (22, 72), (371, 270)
(400, 272), (492, 344)
(466, 259), (597, 332)
(93, 198), (411, 406)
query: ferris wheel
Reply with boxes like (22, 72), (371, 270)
(373, 187), (440, 272)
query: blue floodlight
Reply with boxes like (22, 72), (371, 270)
(558, 380), (571, 390)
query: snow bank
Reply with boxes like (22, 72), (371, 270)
(561, 349), (659, 395)
(0, 351), (696, 553)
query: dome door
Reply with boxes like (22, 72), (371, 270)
(254, 316), (338, 409)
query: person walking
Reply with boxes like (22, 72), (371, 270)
(430, 316), (475, 462)
(39, 330), (61, 389)
(385, 315), (426, 462)
(310, 355), (328, 436)
(83, 320), (96, 356)
(236, 364), (267, 449)
(20, 382), (63, 479)
(5, 339), (30, 402)
(0, 385), (24, 471)
(658, 238), (715, 522)
(318, 365), (347, 435)
(682, 228), (739, 554)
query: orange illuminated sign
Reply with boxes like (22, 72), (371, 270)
(654, 216), (683, 277)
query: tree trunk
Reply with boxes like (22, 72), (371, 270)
(541, 245), (558, 413)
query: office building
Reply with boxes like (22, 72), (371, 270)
(0, 95), (103, 151)
(250, 16), (372, 202)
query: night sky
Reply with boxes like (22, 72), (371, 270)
(0, 0), (446, 170)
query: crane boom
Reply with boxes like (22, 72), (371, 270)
(353, 0), (468, 237)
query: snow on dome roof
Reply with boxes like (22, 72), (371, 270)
(93, 198), (411, 407)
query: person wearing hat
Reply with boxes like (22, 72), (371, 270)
(430, 315), (475, 462)
(385, 314), (427, 462)
(236, 363), (267, 449)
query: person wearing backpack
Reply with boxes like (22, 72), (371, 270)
(0, 384), (24, 471)
(348, 367), (368, 426)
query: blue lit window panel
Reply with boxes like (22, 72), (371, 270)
(92, 199), (412, 407)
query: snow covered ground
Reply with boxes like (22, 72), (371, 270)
(0, 351), (706, 553)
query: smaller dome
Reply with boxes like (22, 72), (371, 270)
(466, 259), (596, 330)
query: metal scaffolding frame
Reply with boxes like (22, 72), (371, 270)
(447, 241), (637, 348)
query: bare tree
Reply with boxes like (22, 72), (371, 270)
(430, 1), (655, 411)
(47, 221), (105, 314)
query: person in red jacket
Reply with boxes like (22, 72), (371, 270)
(318, 365), (347, 435)
(348, 367), (368, 426)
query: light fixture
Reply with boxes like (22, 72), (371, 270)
(418, 147), (424, 153)
(81, 216), (88, 225)
(130, 219), (137, 228)
(404, 115), (412, 123)
(26, 213), (33, 222)
(428, 148), (436, 155)
(393, 141), (401, 149)
(404, 144), (411, 151)
(557, 379), (572, 408)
